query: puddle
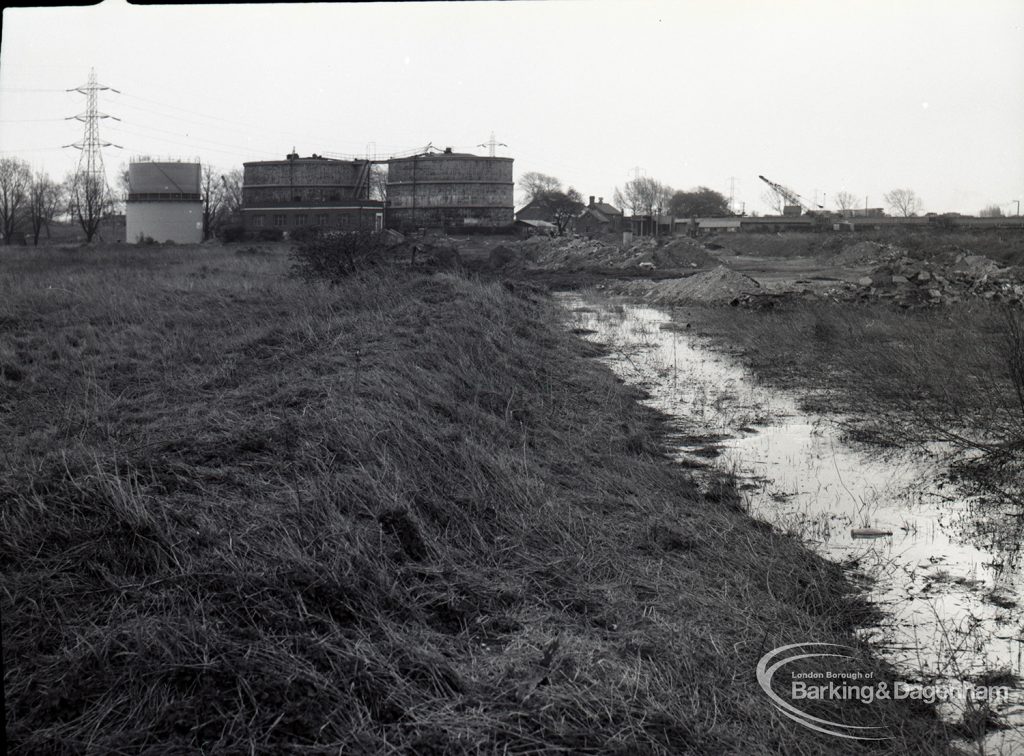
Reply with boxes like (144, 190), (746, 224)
(561, 294), (1024, 748)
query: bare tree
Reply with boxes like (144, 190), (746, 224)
(517, 172), (561, 204)
(0, 157), (32, 244)
(613, 185), (637, 216)
(884, 188), (922, 217)
(833, 191), (859, 215)
(614, 176), (672, 235)
(66, 171), (114, 243)
(201, 164), (225, 240)
(27, 172), (64, 246)
(979, 205), (1004, 218)
(114, 162), (131, 214)
(369, 164), (388, 202)
(614, 176), (670, 217)
(220, 169), (243, 217)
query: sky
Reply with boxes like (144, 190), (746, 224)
(1, 0), (1023, 216)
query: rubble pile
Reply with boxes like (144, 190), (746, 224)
(486, 235), (717, 272)
(616, 266), (761, 304)
(621, 238), (716, 270)
(830, 241), (905, 266)
(531, 237), (624, 269)
(855, 250), (1024, 307)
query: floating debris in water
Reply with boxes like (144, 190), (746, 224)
(851, 527), (893, 539)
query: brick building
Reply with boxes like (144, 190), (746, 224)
(241, 154), (383, 234)
(386, 148), (513, 232)
(575, 196), (623, 234)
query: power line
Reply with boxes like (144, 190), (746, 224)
(117, 91), (374, 151)
(0, 146), (66, 153)
(106, 121), (280, 157)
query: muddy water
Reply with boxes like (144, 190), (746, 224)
(562, 294), (1024, 745)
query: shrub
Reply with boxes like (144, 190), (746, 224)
(289, 226), (322, 244)
(257, 228), (284, 242)
(289, 229), (385, 284)
(219, 224), (248, 243)
(1007, 309), (1024, 445)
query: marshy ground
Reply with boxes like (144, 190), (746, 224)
(2, 236), (1005, 753)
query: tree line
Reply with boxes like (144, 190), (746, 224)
(518, 171), (732, 235)
(0, 156), (243, 245)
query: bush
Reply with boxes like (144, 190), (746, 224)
(289, 229), (385, 284)
(135, 234), (157, 245)
(257, 228), (284, 242)
(219, 224), (248, 243)
(289, 226), (322, 243)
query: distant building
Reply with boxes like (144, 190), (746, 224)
(126, 159), (202, 243)
(515, 192), (586, 234)
(241, 153), (383, 235)
(514, 218), (557, 238)
(515, 197), (557, 224)
(575, 196), (623, 234)
(671, 217), (741, 235)
(387, 148), (513, 233)
(629, 214), (673, 237)
(845, 208), (886, 218)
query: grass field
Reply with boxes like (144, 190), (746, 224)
(1, 243), (951, 753)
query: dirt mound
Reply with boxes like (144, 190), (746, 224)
(622, 266), (761, 304)
(487, 244), (522, 269)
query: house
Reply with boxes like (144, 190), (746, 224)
(515, 196), (560, 223)
(514, 218), (556, 238)
(576, 196), (624, 235)
(515, 193), (585, 235)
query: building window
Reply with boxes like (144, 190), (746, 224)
(274, 214), (286, 227)
(317, 214), (327, 226)
(254, 215), (265, 227)
(295, 214), (307, 226)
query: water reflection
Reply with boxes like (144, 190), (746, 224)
(563, 294), (1024, 739)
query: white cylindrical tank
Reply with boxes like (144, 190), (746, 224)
(126, 160), (203, 243)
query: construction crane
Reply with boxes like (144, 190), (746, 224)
(758, 174), (824, 216)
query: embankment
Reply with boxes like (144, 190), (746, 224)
(1, 244), (949, 753)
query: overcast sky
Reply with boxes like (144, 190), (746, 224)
(2, 0), (1022, 215)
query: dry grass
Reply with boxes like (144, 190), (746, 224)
(1, 243), (950, 753)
